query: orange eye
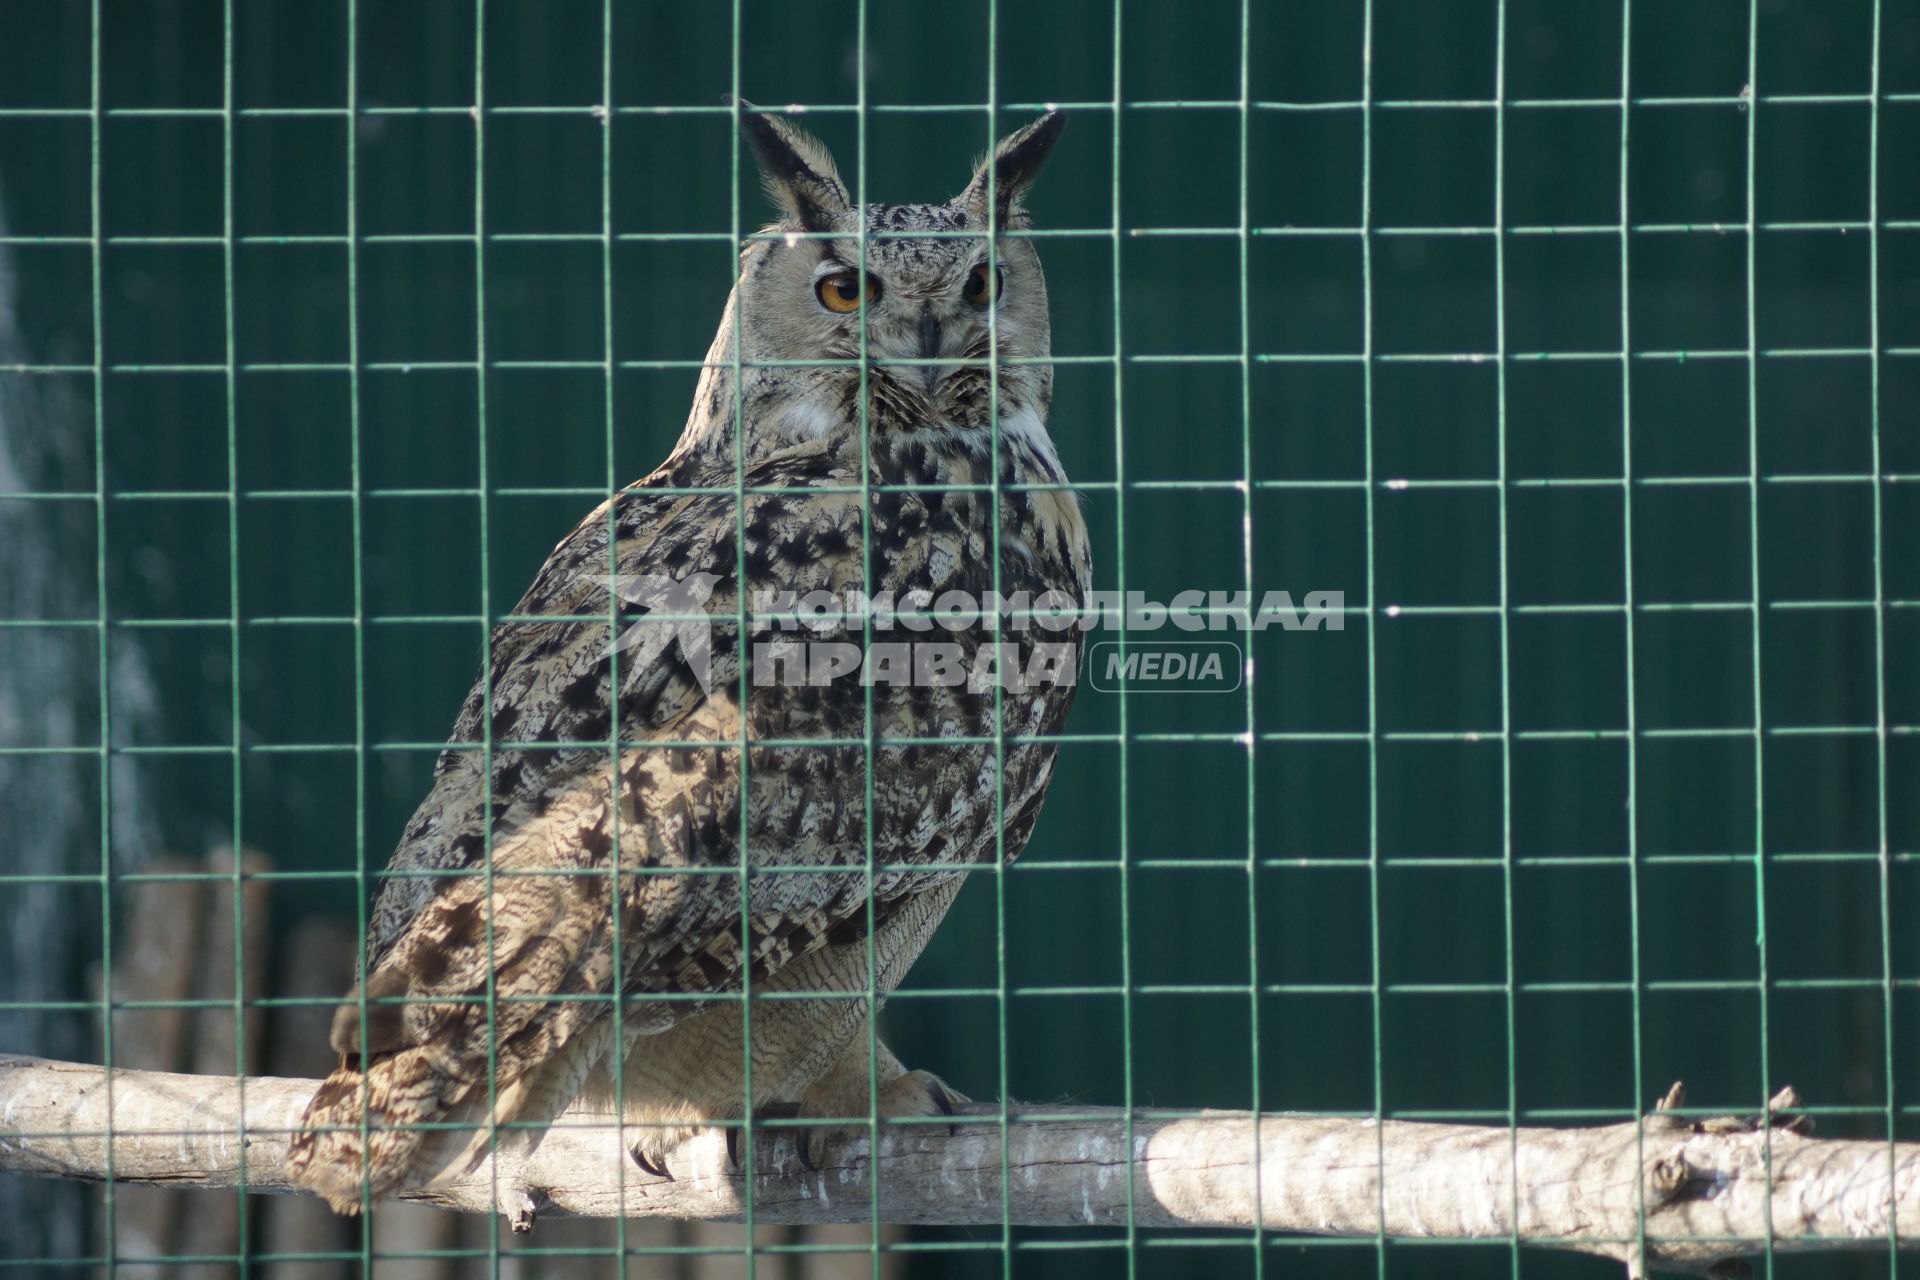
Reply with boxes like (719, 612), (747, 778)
(963, 262), (1002, 306)
(815, 269), (879, 314)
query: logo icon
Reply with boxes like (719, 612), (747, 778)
(603, 572), (724, 693)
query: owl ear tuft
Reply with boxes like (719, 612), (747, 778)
(737, 103), (850, 234)
(962, 111), (1065, 228)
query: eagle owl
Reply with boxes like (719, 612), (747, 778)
(288, 109), (1089, 1214)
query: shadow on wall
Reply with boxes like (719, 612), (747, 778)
(0, 203), (158, 1268)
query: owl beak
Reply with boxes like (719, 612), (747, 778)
(917, 307), (942, 392)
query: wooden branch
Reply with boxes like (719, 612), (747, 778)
(4, 1056), (1917, 1277)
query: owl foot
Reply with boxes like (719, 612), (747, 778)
(725, 1100), (813, 1173)
(795, 1062), (970, 1168)
(878, 1067), (966, 1140)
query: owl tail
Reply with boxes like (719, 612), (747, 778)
(287, 851), (621, 1213)
(289, 972), (616, 1215)
(290, 1031), (609, 1215)
(287, 1046), (490, 1215)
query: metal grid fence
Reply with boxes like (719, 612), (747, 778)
(1, 0), (1917, 1276)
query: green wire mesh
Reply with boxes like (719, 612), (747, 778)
(0, 0), (1917, 1277)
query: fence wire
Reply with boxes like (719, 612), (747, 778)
(0, 0), (1916, 1277)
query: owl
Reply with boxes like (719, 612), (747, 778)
(288, 108), (1088, 1215)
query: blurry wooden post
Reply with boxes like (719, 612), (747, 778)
(173, 848), (271, 1280)
(793, 1222), (907, 1279)
(257, 916), (357, 1280)
(90, 850), (269, 1276)
(91, 855), (202, 1272)
(93, 848), (268, 1279)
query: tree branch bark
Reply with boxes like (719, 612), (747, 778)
(3, 1054), (1915, 1276)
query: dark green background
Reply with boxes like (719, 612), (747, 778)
(3, 0), (1919, 1275)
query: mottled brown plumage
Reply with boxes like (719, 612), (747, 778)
(289, 110), (1087, 1214)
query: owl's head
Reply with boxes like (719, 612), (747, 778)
(676, 109), (1065, 457)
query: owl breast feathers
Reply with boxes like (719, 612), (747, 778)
(288, 108), (1090, 1213)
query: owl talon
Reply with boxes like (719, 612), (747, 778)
(726, 1101), (806, 1173)
(629, 1143), (673, 1181)
(928, 1078), (959, 1137)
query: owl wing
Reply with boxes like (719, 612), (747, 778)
(290, 436), (972, 1208)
